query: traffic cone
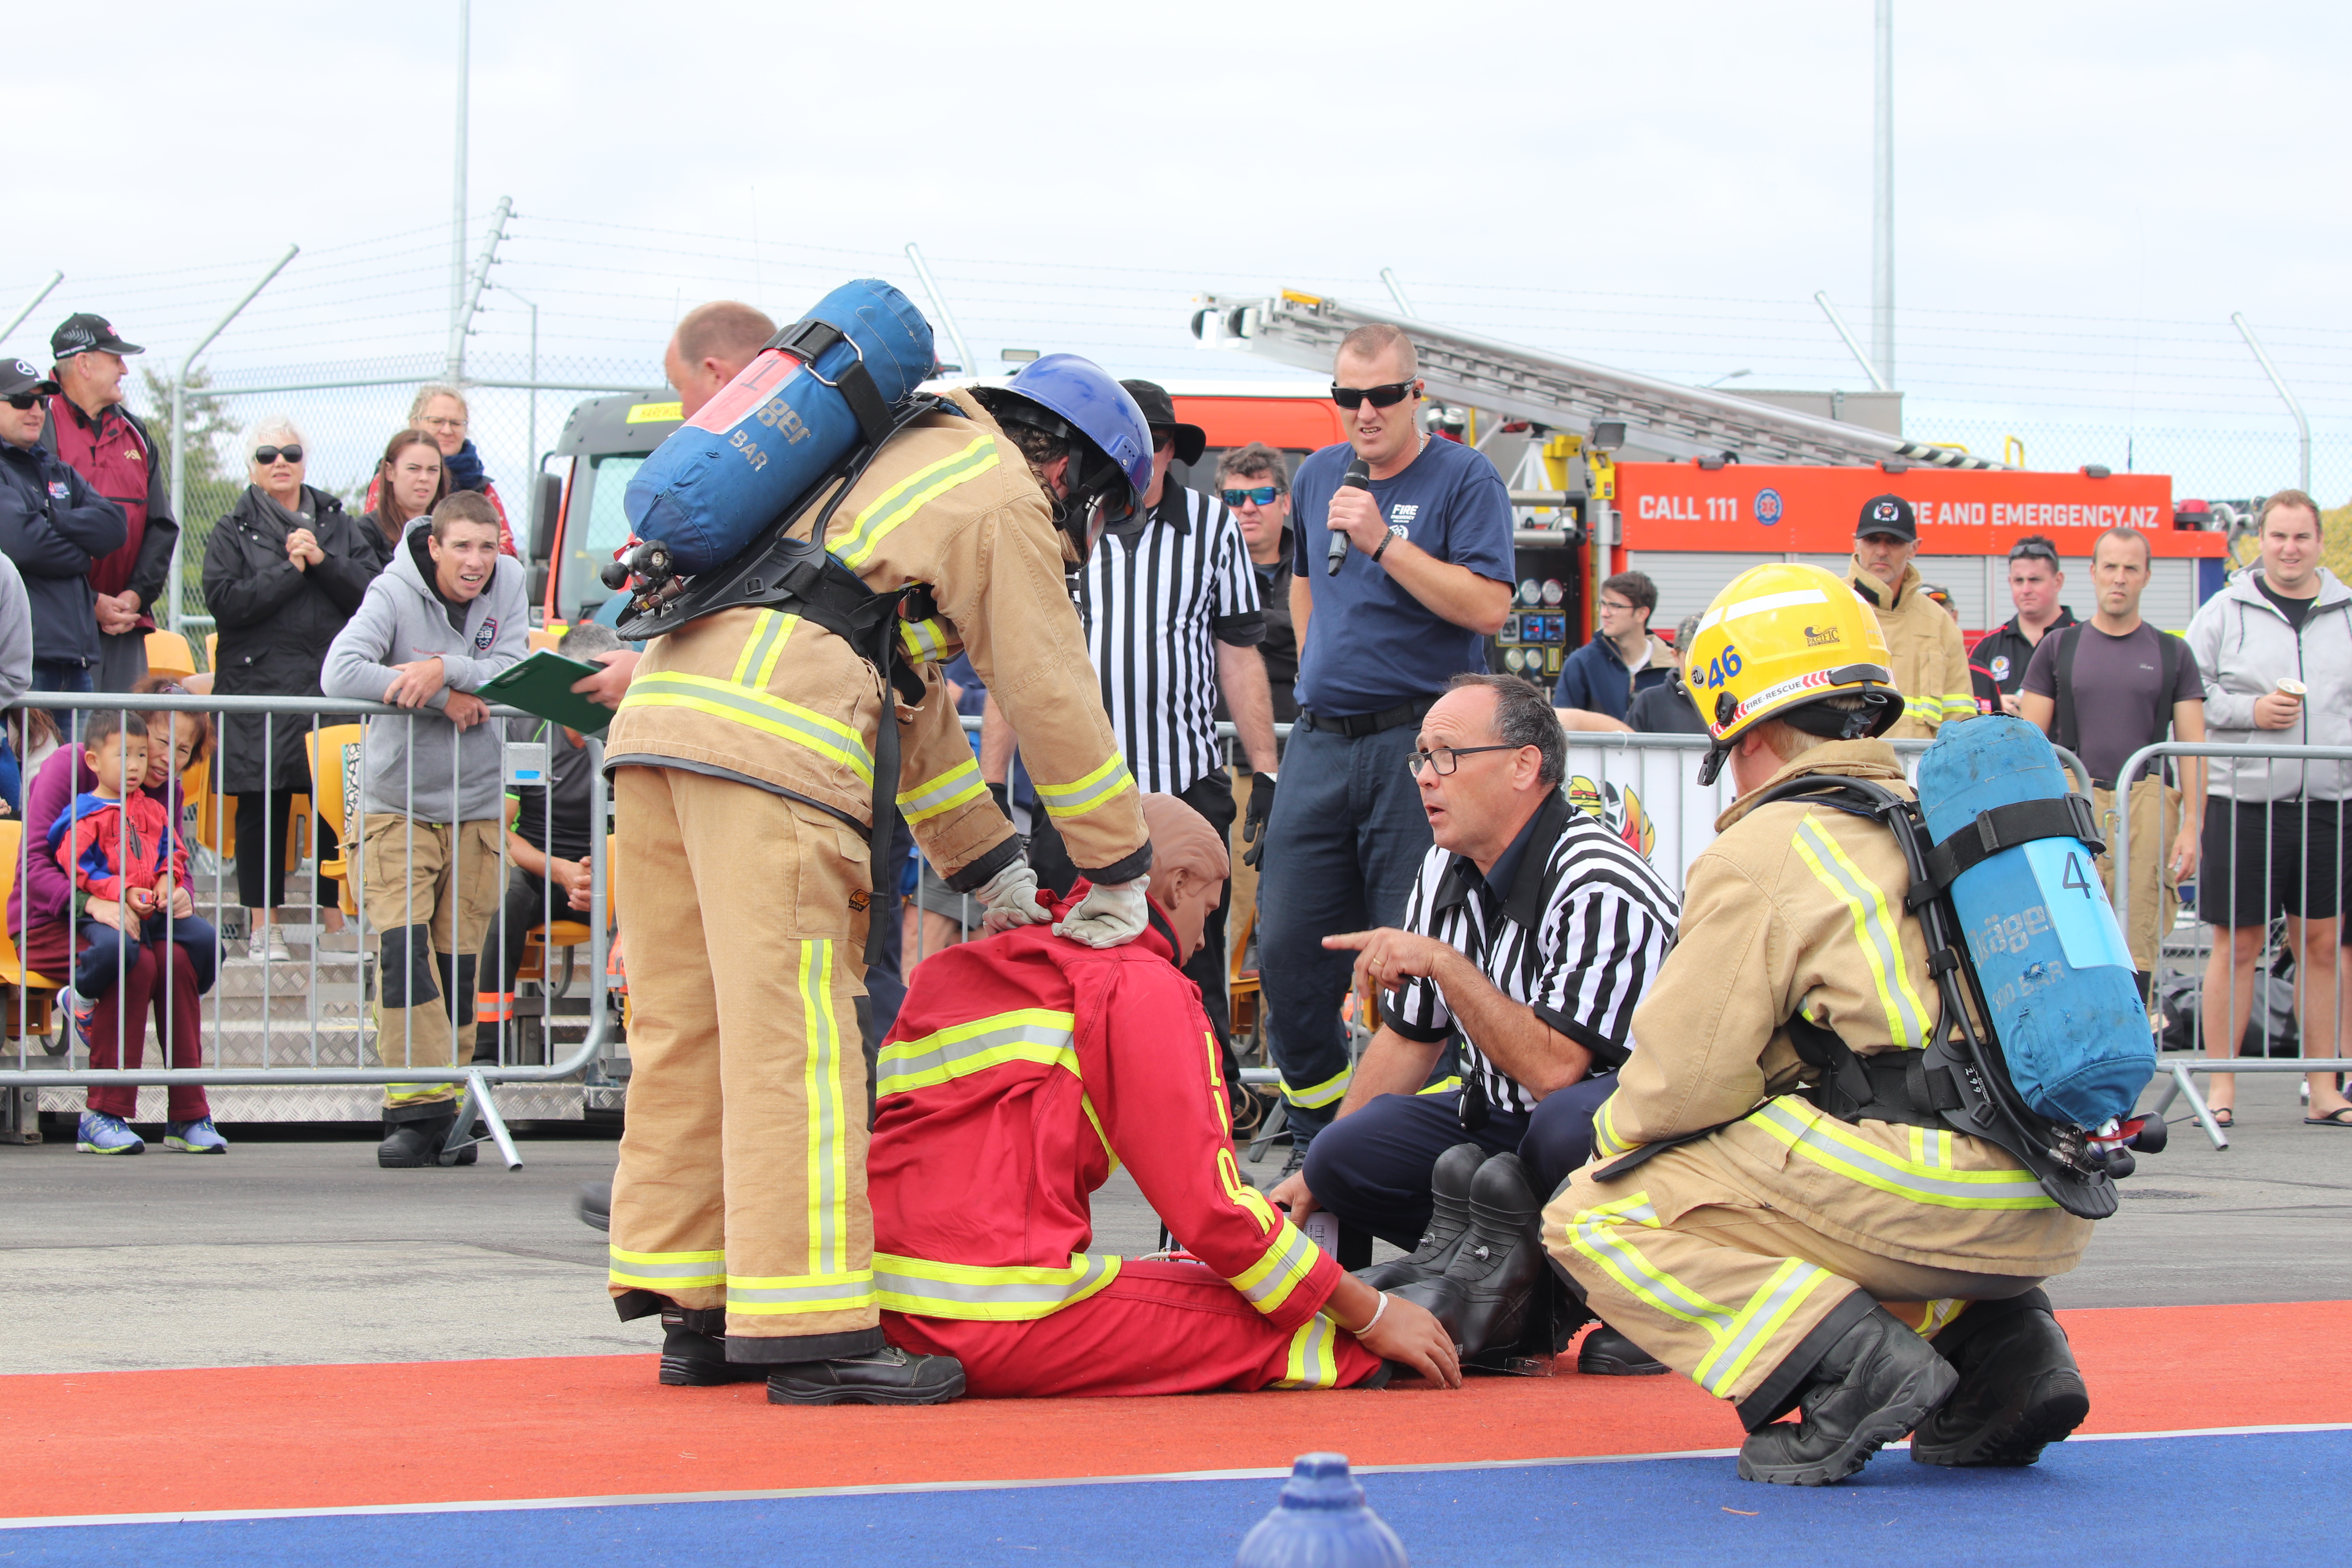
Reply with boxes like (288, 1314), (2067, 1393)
(1236, 1453), (1408, 1567)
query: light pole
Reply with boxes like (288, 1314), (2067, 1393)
(1872, 0), (1895, 389)
(505, 288), (541, 473)
(2232, 312), (2311, 495)
(448, 0), (470, 383)
(168, 244), (299, 632)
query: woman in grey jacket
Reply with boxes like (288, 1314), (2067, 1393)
(2182, 492), (2352, 1127)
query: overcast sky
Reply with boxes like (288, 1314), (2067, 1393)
(10, 0), (2346, 496)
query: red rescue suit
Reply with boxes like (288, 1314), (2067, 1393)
(870, 897), (1381, 1396)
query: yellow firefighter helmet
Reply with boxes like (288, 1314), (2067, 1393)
(1685, 562), (1902, 785)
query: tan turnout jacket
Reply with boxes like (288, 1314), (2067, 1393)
(606, 388), (1148, 886)
(1592, 740), (2093, 1273)
(1850, 559), (1975, 740)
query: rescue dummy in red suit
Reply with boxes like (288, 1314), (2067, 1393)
(869, 893), (1387, 1396)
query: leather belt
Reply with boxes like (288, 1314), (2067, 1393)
(1297, 697), (1433, 739)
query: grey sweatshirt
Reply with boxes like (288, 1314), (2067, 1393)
(320, 514), (527, 822)
(0, 551), (31, 706)
(2185, 566), (2352, 804)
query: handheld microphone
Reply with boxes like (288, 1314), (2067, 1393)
(1327, 456), (1372, 575)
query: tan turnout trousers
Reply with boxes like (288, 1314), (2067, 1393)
(606, 766), (879, 1355)
(2092, 777), (2182, 978)
(360, 815), (502, 1111)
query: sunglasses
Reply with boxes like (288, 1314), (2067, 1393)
(1221, 485), (1283, 507)
(254, 445), (304, 465)
(1330, 379), (1417, 411)
(5, 394), (40, 410)
(2008, 541), (2058, 563)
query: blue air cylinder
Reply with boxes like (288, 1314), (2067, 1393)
(1915, 715), (2155, 1128)
(1236, 1454), (1409, 1568)
(624, 279), (935, 574)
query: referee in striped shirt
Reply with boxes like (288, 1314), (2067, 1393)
(1271, 673), (1677, 1245)
(1063, 381), (1279, 1066)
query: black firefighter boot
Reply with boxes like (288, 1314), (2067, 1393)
(1577, 1323), (1670, 1377)
(1908, 1291), (2089, 1467)
(658, 1307), (768, 1388)
(1356, 1142), (1491, 1291)
(1737, 1303), (1960, 1486)
(1440, 1152), (1548, 1366)
(766, 1345), (967, 1406)
(376, 1104), (476, 1168)
(577, 1181), (612, 1232)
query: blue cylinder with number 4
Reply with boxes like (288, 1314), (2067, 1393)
(1915, 715), (2154, 1128)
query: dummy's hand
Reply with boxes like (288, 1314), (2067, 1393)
(1356, 1292), (1462, 1388)
(1323, 927), (1451, 996)
(1269, 1168), (1318, 1225)
(1054, 876), (1149, 948)
(384, 657), (448, 709)
(976, 859), (1052, 933)
(443, 690), (489, 730)
(2253, 690), (2303, 731)
(1241, 771), (1276, 868)
(571, 649), (641, 711)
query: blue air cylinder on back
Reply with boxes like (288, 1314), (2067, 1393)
(1914, 715), (2155, 1129)
(624, 279), (935, 574)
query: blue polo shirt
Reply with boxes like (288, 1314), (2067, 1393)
(1289, 436), (1515, 717)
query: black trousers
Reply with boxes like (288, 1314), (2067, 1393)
(234, 791), (339, 911)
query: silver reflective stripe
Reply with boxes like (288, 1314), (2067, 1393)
(1691, 1258), (1833, 1396)
(1791, 815), (1932, 1051)
(1751, 1100), (2053, 1207)
(725, 1271), (873, 1309)
(872, 1252), (1120, 1320)
(608, 1247), (725, 1287)
(1229, 1221), (1321, 1312)
(876, 1009), (1078, 1097)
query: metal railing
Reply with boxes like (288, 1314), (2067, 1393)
(2, 693), (612, 1169)
(2111, 739), (2352, 1151)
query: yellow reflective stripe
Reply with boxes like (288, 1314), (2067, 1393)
(1280, 1064), (1351, 1110)
(897, 616), (953, 663)
(1791, 815), (1932, 1051)
(876, 1007), (1078, 1096)
(1903, 695), (1942, 720)
(1907, 1124), (1955, 1169)
(608, 1245), (726, 1290)
(1941, 693), (1978, 719)
(725, 1268), (874, 1315)
(897, 756), (987, 824)
(872, 1251), (1120, 1321)
(1034, 753), (1136, 820)
(620, 673), (876, 786)
(1593, 1091), (1634, 1160)
(730, 608), (799, 686)
(1751, 1098), (2054, 1209)
(799, 941), (851, 1279)
(1415, 1075), (1463, 1096)
(1218, 1146), (1282, 1232)
(833, 436), (1000, 569)
(1919, 1298), (1968, 1339)
(385, 1082), (457, 1104)
(1568, 1192), (1738, 1339)
(1227, 1217), (1322, 1318)
(1275, 1314), (1345, 1388)
(1689, 1257), (1835, 1397)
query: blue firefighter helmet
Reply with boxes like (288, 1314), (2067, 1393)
(973, 354), (1154, 565)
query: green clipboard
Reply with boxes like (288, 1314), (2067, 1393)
(477, 650), (617, 737)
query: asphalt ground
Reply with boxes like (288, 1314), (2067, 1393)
(3, 1066), (2348, 1376)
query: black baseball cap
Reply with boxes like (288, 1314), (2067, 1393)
(0, 358), (62, 399)
(51, 313), (144, 361)
(1856, 492), (1917, 543)
(1118, 379), (1206, 466)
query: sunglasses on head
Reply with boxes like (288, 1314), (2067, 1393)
(5, 394), (40, 411)
(1330, 379), (1417, 411)
(1221, 485), (1283, 507)
(2008, 541), (2058, 563)
(255, 445), (303, 465)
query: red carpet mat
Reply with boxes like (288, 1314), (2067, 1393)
(4, 1301), (2347, 1521)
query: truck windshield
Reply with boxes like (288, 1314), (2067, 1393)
(557, 452), (647, 622)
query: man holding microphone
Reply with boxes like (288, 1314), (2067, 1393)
(1253, 325), (1515, 1165)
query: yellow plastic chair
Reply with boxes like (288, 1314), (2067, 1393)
(144, 630), (198, 679)
(0, 822), (61, 1040)
(305, 726), (366, 917)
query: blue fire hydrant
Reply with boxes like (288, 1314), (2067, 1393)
(1236, 1453), (1409, 1567)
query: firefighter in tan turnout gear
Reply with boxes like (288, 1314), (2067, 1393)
(1847, 493), (1974, 740)
(601, 350), (1156, 1406)
(1544, 561), (2095, 1486)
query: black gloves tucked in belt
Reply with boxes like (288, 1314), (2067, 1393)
(1242, 772), (1277, 868)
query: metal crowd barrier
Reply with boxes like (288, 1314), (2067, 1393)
(2110, 739), (2352, 1150)
(1, 693), (613, 1169)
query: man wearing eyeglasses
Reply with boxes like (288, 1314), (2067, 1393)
(0, 359), (126, 697)
(1974, 536), (2077, 718)
(1553, 570), (1673, 722)
(1214, 442), (1298, 725)
(38, 315), (176, 693)
(1255, 325), (1515, 1166)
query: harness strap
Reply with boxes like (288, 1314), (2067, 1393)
(768, 318), (895, 448)
(1912, 793), (2103, 906)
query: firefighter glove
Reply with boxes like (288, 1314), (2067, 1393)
(977, 858), (1052, 934)
(1241, 772), (1277, 869)
(1054, 876), (1151, 949)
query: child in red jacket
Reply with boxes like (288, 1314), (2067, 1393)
(49, 711), (224, 1156)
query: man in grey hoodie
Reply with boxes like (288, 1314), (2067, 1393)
(2183, 490), (2352, 1127)
(322, 491), (528, 1166)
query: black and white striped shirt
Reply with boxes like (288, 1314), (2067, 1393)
(1073, 483), (1264, 795)
(1385, 789), (1679, 1115)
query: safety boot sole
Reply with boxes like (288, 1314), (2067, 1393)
(1737, 1355), (1958, 1487)
(765, 1369), (967, 1406)
(659, 1356), (770, 1388)
(1909, 1372), (2088, 1467)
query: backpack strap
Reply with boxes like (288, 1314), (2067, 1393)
(2050, 624), (2082, 757)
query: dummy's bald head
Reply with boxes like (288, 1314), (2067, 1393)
(1141, 794), (1228, 884)
(675, 300), (776, 370)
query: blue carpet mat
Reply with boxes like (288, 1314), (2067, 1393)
(8, 1430), (2341, 1566)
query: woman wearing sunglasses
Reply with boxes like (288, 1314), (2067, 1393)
(200, 417), (376, 962)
